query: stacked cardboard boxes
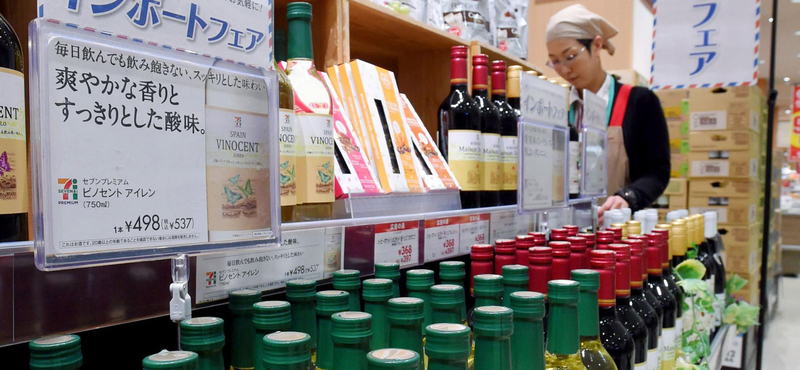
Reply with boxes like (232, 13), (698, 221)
(656, 90), (690, 179)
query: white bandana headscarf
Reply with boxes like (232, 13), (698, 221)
(546, 4), (619, 56)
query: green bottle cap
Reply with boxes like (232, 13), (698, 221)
(430, 284), (465, 310)
(262, 331), (313, 369)
(285, 279), (316, 302)
(472, 306), (514, 337)
(501, 265), (529, 285)
(180, 317), (225, 352)
(363, 278), (394, 302)
(375, 263), (401, 281)
(424, 323), (472, 360)
(473, 274), (503, 299)
(570, 269), (599, 292)
(229, 289), (261, 314)
(438, 261), (466, 282)
(405, 269), (435, 291)
(388, 297), (425, 325)
(333, 269), (362, 291)
(546, 280), (580, 304)
(331, 311), (373, 344)
(316, 290), (351, 316)
(367, 348), (421, 370)
(253, 301), (292, 332)
(509, 291), (545, 319)
(286, 2), (312, 21)
(142, 350), (199, 370)
(29, 335), (83, 370)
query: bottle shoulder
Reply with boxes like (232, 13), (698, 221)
(615, 305), (647, 338)
(579, 338), (618, 370)
(546, 352), (589, 370)
(629, 296), (659, 323)
(598, 315), (634, 351)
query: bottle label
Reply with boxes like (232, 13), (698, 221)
(702, 276), (715, 333)
(635, 359), (648, 369)
(279, 109), (297, 206)
(481, 133), (502, 191)
(295, 113), (335, 203)
(500, 135), (517, 190)
(569, 141), (580, 194)
(661, 327), (676, 369)
(714, 293), (725, 327)
(0, 68), (27, 215)
(648, 345), (660, 370)
(205, 106), (271, 241)
(448, 130), (483, 191)
(674, 318), (683, 354)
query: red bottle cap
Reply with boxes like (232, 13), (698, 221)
(529, 232), (547, 246)
(607, 227), (623, 242)
(563, 225), (579, 237)
(566, 237), (587, 252)
(596, 231), (614, 248)
(652, 229), (670, 267)
(528, 247), (553, 265)
(550, 229), (568, 241)
(608, 244), (631, 297)
(645, 236), (662, 275)
(491, 60), (507, 94)
(628, 241), (645, 287)
(494, 239), (515, 255)
(589, 249), (616, 307)
(472, 54), (489, 89)
(515, 235), (535, 249)
(577, 233), (595, 249)
(450, 46), (468, 84)
(471, 244), (494, 261)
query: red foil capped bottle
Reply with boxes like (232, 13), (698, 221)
(515, 235), (535, 266)
(651, 230), (671, 270)
(607, 227), (623, 243)
(566, 236), (588, 271)
(528, 246), (553, 295)
(563, 225), (579, 237)
(622, 239), (647, 282)
(596, 231), (614, 250)
(578, 233), (596, 251)
(549, 241), (571, 280)
(589, 249), (617, 307)
(550, 228), (568, 241)
(528, 232), (547, 246)
(645, 235), (662, 277)
(494, 239), (517, 275)
(471, 244), (494, 293)
(608, 245), (632, 298)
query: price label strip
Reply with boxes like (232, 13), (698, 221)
(194, 228), (326, 304)
(424, 217), (461, 263)
(458, 213), (490, 252)
(374, 221), (420, 267)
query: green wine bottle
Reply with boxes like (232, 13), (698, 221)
(406, 269), (435, 332)
(262, 331), (314, 370)
(253, 301), (292, 370)
(180, 317), (225, 370)
(425, 323), (471, 370)
(332, 312), (373, 370)
(388, 297), (425, 356)
(363, 278), (394, 349)
(143, 350), (199, 370)
(473, 306), (514, 370)
(285, 279), (318, 357)
(509, 291), (545, 370)
(375, 263), (401, 298)
(431, 284), (466, 324)
(29, 335), (83, 370)
(367, 349), (421, 370)
(333, 269), (362, 311)
(229, 289), (261, 370)
(316, 290), (351, 370)
(501, 265), (529, 307)
(439, 261), (468, 321)
(473, 274), (503, 308)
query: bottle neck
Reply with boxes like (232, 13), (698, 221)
(473, 88), (489, 99)
(616, 296), (631, 306)
(577, 290), (600, 338)
(547, 301), (580, 355)
(433, 308), (463, 325)
(287, 17), (313, 61)
(451, 83), (469, 93)
(599, 306), (618, 319)
(475, 335), (511, 370)
(493, 93), (508, 103)
(389, 322), (424, 356)
(429, 358), (470, 370)
(475, 296), (502, 308)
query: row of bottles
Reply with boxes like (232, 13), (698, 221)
(437, 46), (520, 209)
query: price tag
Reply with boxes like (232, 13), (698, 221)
(194, 228), (325, 304)
(490, 210), (519, 242)
(458, 213), (490, 252)
(375, 222), (420, 267)
(519, 73), (568, 127)
(720, 326), (743, 368)
(424, 217), (461, 262)
(323, 227), (344, 279)
(514, 213), (534, 236)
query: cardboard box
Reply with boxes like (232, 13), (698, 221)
(718, 222), (761, 248)
(664, 178), (687, 195)
(689, 179), (761, 199)
(655, 90), (689, 121)
(688, 145), (759, 179)
(688, 131), (760, 152)
(723, 223), (762, 273)
(669, 194), (688, 210)
(671, 153), (689, 178)
(688, 86), (762, 132)
(689, 195), (759, 225)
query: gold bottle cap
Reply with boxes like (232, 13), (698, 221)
(626, 220), (642, 237)
(611, 223), (628, 239)
(670, 219), (687, 256)
(507, 65), (522, 98)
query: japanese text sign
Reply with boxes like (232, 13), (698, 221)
(374, 221), (420, 267)
(790, 86), (800, 162)
(580, 90), (608, 197)
(519, 73), (568, 127)
(651, 0), (760, 89)
(581, 89), (607, 130)
(518, 122), (568, 212)
(39, 0), (273, 68)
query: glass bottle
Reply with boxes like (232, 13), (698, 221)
(578, 233), (596, 252)
(702, 211), (726, 337)
(367, 348), (421, 370)
(263, 331), (315, 370)
(333, 269), (362, 312)
(492, 61), (518, 206)
(501, 264), (529, 306)
(473, 274), (504, 308)
(608, 245), (649, 370)
(652, 226), (684, 348)
(626, 221), (641, 238)
(506, 66), (523, 115)
(510, 291), (546, 370)
(564, 226), (580, 237)
(470, 244), (495, 294)
(253, 301), (293, 370)
(570, 270), (617, 370)
(550, 229), (569, 242)
(694, 214), (716, 337)
(472, 54), (502, 207)
(363, 278), (394, 349)
(431, 284), (467, 325)
(494, 239), (518, 274)
(440, 261), (468, 321)
(544, 280), (587, 370)
(645, 236), (677, 370)
(568, 116), (580, 200)
(375, 263), (401, 298)
(473, 306), (514, 370)
(624, 240), (661, 370)
(588, 250), (634, 370)
(595, 231), (614, 250)
(425, 323), (472, 370)
(406, 269), (436, 332)
(142, 350), (199, 370)
(229, 289), (261, 370)
(276, 51), (297, 223)
(515, 235), (535, 266)
(286, 279), (318, 358)
(332, 312), (373, 370)
(550, 241), (572, 280)
(316, 290), (351, 370)
(388, 297), (425, 356)
(180, 317), (225, 370)
(29, 335), (83, 370)
(530, 232), (548, 246)
(528, 247), (553, 294)
(568, 237), (589, 271)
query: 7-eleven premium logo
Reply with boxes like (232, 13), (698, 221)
(206, 271), (217, 287)
(58, 178), (78, 200)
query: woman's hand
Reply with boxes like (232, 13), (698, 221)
(598, 195), (629, 226)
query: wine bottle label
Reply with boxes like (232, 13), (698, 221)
(295, 113), (335, 203)
(714, 293), (725, 327)
(648, 346), (660, 370)
(500, 135), (517, 191)
(661, 327), (676, 370)
(448, 130), (483, 191)
(635, 359), (648, 369)
(481, 133), (502, 191)
(674, 318), (683, 354)
(568, 141), (580, 194)
(279, 109), (297, 207)
(703, 277), (715, 332)
(205, 106), (271, 241)
(0, 68), (27, 215)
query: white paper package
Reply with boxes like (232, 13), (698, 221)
(494, 0), (529, 60)
(441, 0), (493, 44)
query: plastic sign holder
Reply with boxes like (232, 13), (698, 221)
(517, 73), (569, 213)
(580, 89), (608, 198)
(29, 19), (280, 270)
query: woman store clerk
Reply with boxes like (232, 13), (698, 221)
(546, 4), (670, 223)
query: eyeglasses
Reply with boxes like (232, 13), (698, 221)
(546, 47), (587, 69)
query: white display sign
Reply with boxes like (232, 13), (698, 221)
(459, 214), (489, 252)
(195, 228), (326, 304)
(490, 210), (519, 242)
(374, 221), (419, 267)
(424, 216), (461, 262)
(519, 73), (568, 127)
(582, 128), (608, 197)
(39, 0), (273, 68)
(651, 0), (760, 89)
(582, 89), (607, 130)
(519, 123), (568, 211)
(44, 33), (210, 255)
(323, 227), (344, 279)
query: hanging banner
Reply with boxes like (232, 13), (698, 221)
(790, 86), (800, 162)
(650, 0), (760, 89)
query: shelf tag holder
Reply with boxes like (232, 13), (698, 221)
(170, 254), (192, 323)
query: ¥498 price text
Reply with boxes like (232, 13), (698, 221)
(113, 214), (195, 233)
(285, 264), (320, 277)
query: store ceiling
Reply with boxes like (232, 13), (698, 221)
(759, 0), (797, 121)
